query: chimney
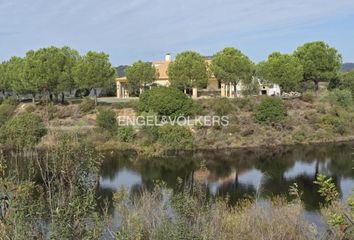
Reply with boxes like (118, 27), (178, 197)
(165, 53), (172, 62)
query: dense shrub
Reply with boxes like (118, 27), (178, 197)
(253, 97), (287, 124)
(339, 70), (354, 96)
(212, 98), (233, 116)
(328, 89), (353, 108)
(301, 91), (314, 103)
(0, 103), (16, 126)
(157, 124), (194, 150)
(138, 87), (196, 117)
(79, 97), (95, 113)
(117, 126), (135, 142)
(0, 113), (47, 148)
(96, 108), (117, 132)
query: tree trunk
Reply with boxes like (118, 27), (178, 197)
(94, 88), (98, 106)
(234, 82), (238, 98)
(32, 93), (36, 104)
(61, 92), (65, 104)
(314, 80), (319, 93)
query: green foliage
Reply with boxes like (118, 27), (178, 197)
(314, 174), (340, 204)
(253, 97), (287, 124)
(0, 113), (47, 148)
(211, 47), (254, 97)
(168, 51), (208, 89)
(232, 97), (255, 111)
(212, 98), (233, 116)
(73, 51), (116, 100)
(21, 46), (79, 99)
(125, 61), (157, 95)
(117, 125), (135, 142)
(96, 108), (117, 132)
(317, 114), (347, 135)
(2, 96), (18, 106)
(3, 57), (26, 94)
(0, 103), (16, 126)
(138, 87), (196, 117)
(241, 78), (260, 96)
(294, 41), (342, 91)
(328, 89), (353, 108)
(339, 70), (354, 97)
(158, 124), (194, 150)
(257, 52), (303, 92)
(301, 91), (315, 103)
(79, 97), (95, 113)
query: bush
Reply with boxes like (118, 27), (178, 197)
(0, 103), (16, 126)
(96, 108), (117, 132)
(301, 91), (314, 103)
(2, 96), (18, 106)
(79, 97), (95, 113)
(339, 70), (354, 96)
(328, 89), (353, 108)
(117, 126), (135, 143)
(232, 97), (255, 111)
(0, 113), (47, 148)
(212, 98), (233, 116)
(253, 97), (287, 124)
(157, 124), (194, 150)
(138, 87), (196, 117)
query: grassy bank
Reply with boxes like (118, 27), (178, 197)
(2, 86), (354, 156)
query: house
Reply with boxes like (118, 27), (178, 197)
(116, 54), (281, 98)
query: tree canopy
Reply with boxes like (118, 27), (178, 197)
(257, 52), (303, 92)
(125, 61), (157, 95)
(211, 47), (254, 97)
(168, 51), (208, 91)
(73, 51), (116, 103)
(294, 41), (342, 91)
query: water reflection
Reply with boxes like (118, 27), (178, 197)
(99, 142), (354, 212)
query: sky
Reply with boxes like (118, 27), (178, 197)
(1, 0), (354, 66)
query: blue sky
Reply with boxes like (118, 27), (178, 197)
(1, 0), (354, 66)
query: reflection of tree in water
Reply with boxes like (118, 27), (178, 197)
(97, 142), (354, 211)
(215, 181), (257, 205)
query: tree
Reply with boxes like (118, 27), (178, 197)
(54, 47), (80, 103)
(73, 51), (116, 105)
(211, 47), (254, 97)
(167, 51), (208, 94)
(294, 41), (342, 91)
(0, 62), (11, 97)
(125, 61), (157, 96)
(4, 57), (32, 101)
(21, 46), (80, 103)
(257, 52), (303, 92)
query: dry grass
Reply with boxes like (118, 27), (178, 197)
(110, 185), (319, 240)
